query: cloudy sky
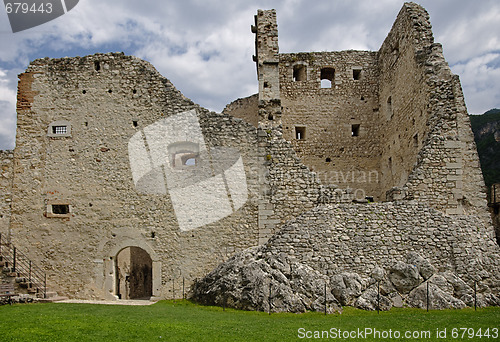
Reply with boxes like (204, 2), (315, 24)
(0, 0), (499, 150)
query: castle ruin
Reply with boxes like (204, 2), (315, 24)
(1, 3), (498, 308)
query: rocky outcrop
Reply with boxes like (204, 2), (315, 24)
(191, 249), (499, 312)
(191, 246), (341, 313)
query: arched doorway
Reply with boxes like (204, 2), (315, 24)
(115, 246), (153, 299)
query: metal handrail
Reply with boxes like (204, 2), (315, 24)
(0, 233), (46, 298)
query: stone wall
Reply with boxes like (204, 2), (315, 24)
(377, 3), (433, 199)
(10, 53), (262, 299)
(378, 3), (489, 218)
(191, 200), (500, 312)
(0, 150), (13, 240)
(222, 94), (258, 127)
(265, 202), (500, 293)
(489, 184), (500, 244)
(254, 3), (489, 217)
(280, 51), (381, 199)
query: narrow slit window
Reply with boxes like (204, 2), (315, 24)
(351, 124), (360, 137)
(295, 126), (306, 140)
(413, 133), (419, 148)
(387, 96), (393, 119)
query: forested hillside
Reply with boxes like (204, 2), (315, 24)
(469, 109), (500, 190)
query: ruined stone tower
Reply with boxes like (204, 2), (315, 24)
(244, 4), (488, 215)
(1, 3), (498, 302)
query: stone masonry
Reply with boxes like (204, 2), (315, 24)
(3, 3), (499, 304)
(9, 54), (262, 299)
(0, 150), (14, 241)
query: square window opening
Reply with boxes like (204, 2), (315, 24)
(52, 126), (67, 135)
(353, 69), (362, 80)
(293, 65), (307, 82)
(52, 204), (70, 215)
(295, 126), (306, 140)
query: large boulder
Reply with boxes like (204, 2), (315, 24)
(354, 285), (393, 311)
(192, 247), (497, 312)
(370, 266), (385, 281)
(406, 252), (436, 280)
(190, 247), (341, 313)
(407, 281), (466, 309)
(388, 261), (423, 294)
(330, 272), (364, 306)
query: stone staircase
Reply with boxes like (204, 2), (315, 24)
(0, 234), (67, 303)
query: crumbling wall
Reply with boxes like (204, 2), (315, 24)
(11, 53), (261, 299)
(377, 3), (433, 200)
(192, 201), (500, 312)
(378, 3), (489, 219)
(0, 150), (13, 240)
(9, 3), (495, 302)
(222, 94), (258, 127)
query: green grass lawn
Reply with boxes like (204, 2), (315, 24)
(0, 300), (498, 341)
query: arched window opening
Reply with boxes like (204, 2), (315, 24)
(168, 142), (200, 169)
(320, 67), (335, 88)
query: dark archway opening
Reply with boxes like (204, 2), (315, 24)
(116, 247), (153, 299)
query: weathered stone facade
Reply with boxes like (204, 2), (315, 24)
(267, 202), (499, 285)
(3, 3), (499, 304)
(9, 54), (262, 299)
(0, 150), (14, 240)
(230, 3), (489, 216)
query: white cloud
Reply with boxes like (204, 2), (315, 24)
(0, 69), (17, 150)
(451, 53), (500, 114)
(0, 0), (499, 149)
(134, 5), (257, 111)
(434, 3), (500, 64)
